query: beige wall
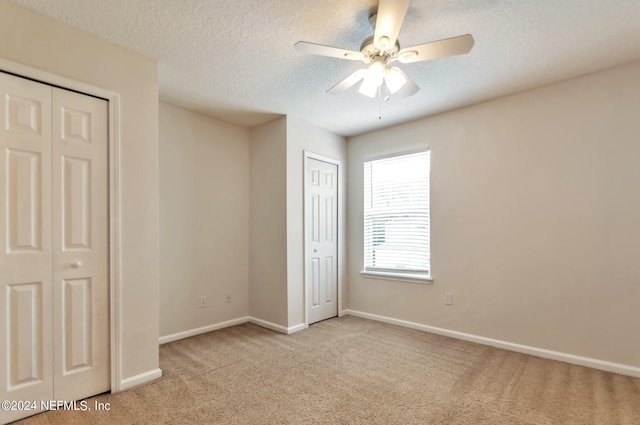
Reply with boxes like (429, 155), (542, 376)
(160, 111), (346, 333)
(347, 60), (640, 368)
(248, 116), (346, 329)
(249, 117), (288, 326)
(159, 102), (250, 337)
(286, 117), (347, 327)
(0, 2), (160, 381)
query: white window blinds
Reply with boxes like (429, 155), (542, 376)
(364, 150), (430, 275)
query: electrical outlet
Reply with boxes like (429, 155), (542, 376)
(199, 296), (207, 308)
(444, 292), (453, 305)
(225, 293), (232, 304)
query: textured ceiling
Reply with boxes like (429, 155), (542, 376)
(10, 0), (640, 136)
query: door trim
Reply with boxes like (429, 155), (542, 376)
(303, 151), (342, 327)
(0, 59), (123, 392)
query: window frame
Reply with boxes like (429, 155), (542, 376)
(361, 149), (433, 284)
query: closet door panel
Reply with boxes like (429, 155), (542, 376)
(0, 72), (53, 423)
(52, 87), (109, 402)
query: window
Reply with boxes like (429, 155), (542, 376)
(363, 150), (430, 282)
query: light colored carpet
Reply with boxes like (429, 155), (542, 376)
(14, 316), (640, 424)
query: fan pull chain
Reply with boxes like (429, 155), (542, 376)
(378, 85), (383, 120)
(378, 84), (392, 120)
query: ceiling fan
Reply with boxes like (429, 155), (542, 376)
(294, 0), (474, 99)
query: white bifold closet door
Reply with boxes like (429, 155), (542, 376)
(0, 72), (109, 423)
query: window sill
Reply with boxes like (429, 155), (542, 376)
(360, 270), (433, 285)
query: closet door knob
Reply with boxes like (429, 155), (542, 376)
(71, 260), (83, 269)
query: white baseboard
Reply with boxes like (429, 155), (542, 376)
(343, 309), (640, 378)
(249, 317), (307, 334)
(160, 316), (308, 345)
(159, 317), (251, 344)
(120, 368), (163, 391)
(287, 322), (307, 334)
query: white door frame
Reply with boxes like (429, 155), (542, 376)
(0, 59), (124, 392)
(303, 151), (342, 327)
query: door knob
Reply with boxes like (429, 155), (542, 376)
(71, 260), (83, 269)
(313, 249), (317, 253)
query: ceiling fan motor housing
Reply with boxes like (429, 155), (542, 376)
(359, 35), (400, 64)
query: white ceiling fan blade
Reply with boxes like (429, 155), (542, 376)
(295, 41), (364, 61)
(397, 34), (475, 64)
(387, 67), (419, 97)
(326, 69), (367, 94)
(374, 0), (411, 52)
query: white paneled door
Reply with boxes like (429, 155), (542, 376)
(305, 157), (338, 324)
(0, 72), (109, 423)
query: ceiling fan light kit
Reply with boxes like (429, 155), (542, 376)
(384, 67), (407, 94)
(359, 59), (386, 98)
(294, 0), (474, 105)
